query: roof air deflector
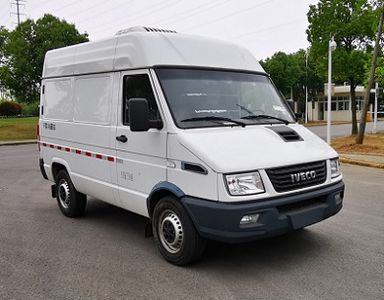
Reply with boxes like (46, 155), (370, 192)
(115, 26), (177, 36)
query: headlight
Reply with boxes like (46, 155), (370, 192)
(225, 171), (265, 196)
(330, 158), (341, 178)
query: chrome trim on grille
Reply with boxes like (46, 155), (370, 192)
(266, 161), (326, 193)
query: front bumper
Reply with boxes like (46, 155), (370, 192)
(181, 181), (345, 243)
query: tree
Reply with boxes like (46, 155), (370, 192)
(0, 26), (8, 63)
(307, 0), (375, 134)
(260, 50), (323, 113)
(374, 3), (384, 87)
(0, 26), (9, 97)
(377, 64), (384, 86)
(357, 6), (384, 143)
(0, 14), (88, 103)
(261, 51), (302, 99)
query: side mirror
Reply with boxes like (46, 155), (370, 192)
(128, 98), (163, 132)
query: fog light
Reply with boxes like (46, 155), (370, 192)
(335, 193), (343, 205)
(240, 214), (259, 225)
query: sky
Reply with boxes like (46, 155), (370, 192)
(0, 0), (318, 60)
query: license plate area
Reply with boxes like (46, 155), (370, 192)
(287, 206), (326, 229)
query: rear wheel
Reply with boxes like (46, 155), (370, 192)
(152, 196), (206, 265)
(55, 170), (86, 217)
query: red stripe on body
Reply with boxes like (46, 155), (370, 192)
(42, 143), (115, 163)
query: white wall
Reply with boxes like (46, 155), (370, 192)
(308, 101), (373, 122)
(324, 111), (364, 122)
(307, 101), (319, 121)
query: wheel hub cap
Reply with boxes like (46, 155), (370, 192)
(58, 180), (70, 209)
(159, 211), (183, 254)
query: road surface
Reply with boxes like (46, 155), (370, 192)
(0, 145), (383, 299)
(307, 120), (384, 140)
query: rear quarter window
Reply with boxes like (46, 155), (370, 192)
(43, 79), (74, 121)
(73, 76), (112, 125)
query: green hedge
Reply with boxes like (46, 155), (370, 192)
(0, 101), (22, 116)
(22, 102), (39, 116)
(0, 101), (40, 117)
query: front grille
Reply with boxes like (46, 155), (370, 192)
(266, 161), (326, 193)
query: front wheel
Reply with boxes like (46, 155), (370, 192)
(152, 196), (206, 265)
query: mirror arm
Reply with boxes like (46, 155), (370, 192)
(149, 119), (163, 130)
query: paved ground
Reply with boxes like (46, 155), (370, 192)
(307, 120), (384, 139)
(0, 145), (383, 300)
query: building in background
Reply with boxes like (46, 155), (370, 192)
(307, 84), (377, 122)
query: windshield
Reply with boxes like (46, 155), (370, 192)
(156, 68), (295, 129)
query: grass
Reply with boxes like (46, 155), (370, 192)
(332, 133), (384, 155)
(0, 117), (38, 141)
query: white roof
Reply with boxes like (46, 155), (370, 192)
(43, 29), (265, 78)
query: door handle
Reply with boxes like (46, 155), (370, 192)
(116, 135), (128, 143)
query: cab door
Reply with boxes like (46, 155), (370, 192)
(115, 70), (167, 217)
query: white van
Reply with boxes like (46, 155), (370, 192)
(38, 27), (344, 265)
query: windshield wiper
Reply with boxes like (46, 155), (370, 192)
(236, 104), (290, 125)
(181, 116), (246, 127)
(236, 104), (255, 116)
(241, 114), (289, 125)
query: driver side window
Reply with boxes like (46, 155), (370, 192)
(123, 74), (160, 125)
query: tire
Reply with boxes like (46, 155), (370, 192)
(152, 196), (206, 265)
(55, 169), (87, 218)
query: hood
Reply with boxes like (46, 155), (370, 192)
(177, 124), (338, 173)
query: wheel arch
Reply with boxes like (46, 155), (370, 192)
(51, 158), (72, 182)
(147, 182), (185, 217)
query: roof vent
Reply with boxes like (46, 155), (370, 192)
(115, 26), (177, 36)
(268, 126), (303, 142)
